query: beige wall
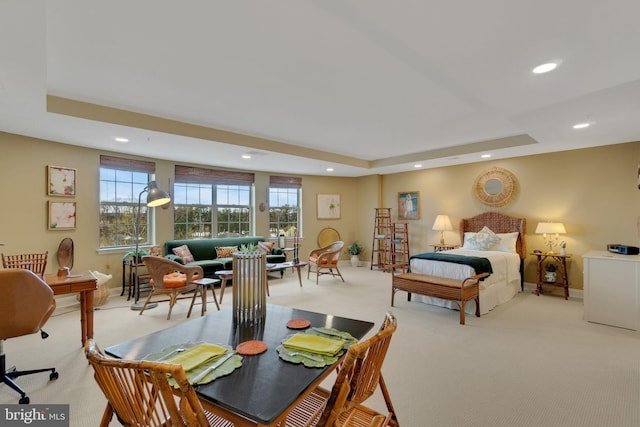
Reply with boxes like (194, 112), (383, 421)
(0, 132), (359, 287)
(381, 142), (640, 289)
(2, 131), (639, 291)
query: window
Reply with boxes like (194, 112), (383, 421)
(174, 166), (254, 239)
(269, 176), (302, 239)
(99, 156), (156, 249)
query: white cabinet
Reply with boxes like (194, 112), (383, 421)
(583, 251), (640, 330)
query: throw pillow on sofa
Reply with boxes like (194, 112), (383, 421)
(172, 244), (195, 263)
(215, 246), (238, 258)
(257, 241), (275, 254)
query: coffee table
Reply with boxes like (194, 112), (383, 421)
(271, 261), (308, 287)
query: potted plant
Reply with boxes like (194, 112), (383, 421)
(122, 249), (149, 264)
(559, 241), (567, 256)
(346, 241), (363, 267)
(544, 262), (557, 283)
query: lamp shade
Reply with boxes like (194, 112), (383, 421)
(432, 215), (453, 231)
(535, 222), (566, 234)
(146, 181), (171, 207)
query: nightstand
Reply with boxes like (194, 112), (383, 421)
(430, 244), (459, 252)
(531, 252), (571, 299)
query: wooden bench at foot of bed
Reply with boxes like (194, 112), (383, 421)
(391, 271), (489, 325)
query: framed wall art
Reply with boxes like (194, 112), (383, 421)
(398, 191), (420, 220)
(317, 193), (341, 219)
(49, 201), (76, 230)
(47, 165), (76, 196)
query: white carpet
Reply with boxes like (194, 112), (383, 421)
(1, 265), (639, 427)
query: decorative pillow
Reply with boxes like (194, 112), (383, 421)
(257, 241), (275, 254)
(215, 246), (238, 258)
(493, 232), (519, 253)
(465, 226), (501, 251)
(172, 244), (195, 263)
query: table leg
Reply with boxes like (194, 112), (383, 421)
(86, 290), (94, 343)
(295, 266), (303, 287)
(79, 291), (87, 346)
(219, 276), (228, 303)
(201, 285), (207, 315)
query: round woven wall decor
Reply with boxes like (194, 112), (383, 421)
(473, 167), (518, 207)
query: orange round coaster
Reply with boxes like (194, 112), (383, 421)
(236, 340), (268, 355)
(286, 318), (311, 330)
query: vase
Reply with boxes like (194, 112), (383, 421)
(232, 252), (267, 325)
(560, 248), (566, 256)
(350, 255), (360, 267)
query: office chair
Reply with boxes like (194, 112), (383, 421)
(0, 269), (58, 404)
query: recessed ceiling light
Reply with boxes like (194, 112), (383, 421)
(573, 123), (590, 129)
(326, 167), (334, 172)
(115, 137), (129, 143)
(241, 154), (251, 159)
(413, 164), (423, 168)
(481, 154), (492, 159)
(532, 62), (558, 74)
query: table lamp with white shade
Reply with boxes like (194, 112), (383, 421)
(535, 222), (566, 254)
(432, 214), (453, 245)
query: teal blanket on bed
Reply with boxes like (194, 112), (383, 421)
(410, 252), (493, 278)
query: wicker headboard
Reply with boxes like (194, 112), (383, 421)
(459, 212), (527, 260)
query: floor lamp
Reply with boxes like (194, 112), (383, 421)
(130, 180), (171, 310)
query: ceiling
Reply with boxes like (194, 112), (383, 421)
(2, 1), (640, 177)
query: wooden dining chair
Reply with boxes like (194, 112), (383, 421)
(141, 256), (215, 320)
(283, 312), (399, 427)
(2, 251), (48, 278)
(307, 241), (345, 284)
(85, 340), (234, 427)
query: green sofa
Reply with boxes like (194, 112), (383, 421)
(163, 236), (286, 278)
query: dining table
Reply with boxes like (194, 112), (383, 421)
(105, 304), (374, 426)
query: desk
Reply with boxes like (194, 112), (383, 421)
(44, 270), (97, 346)
(106, 304), (374, 426)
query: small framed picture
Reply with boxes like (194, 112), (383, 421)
(49, 201), (76, 230)
(317, 193), (341, 219)
(47, 165), (76, 196)
(398, 191), (420, 220)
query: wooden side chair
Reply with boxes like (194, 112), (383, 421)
(2, 251), (48, 278)
(141, 256), (216, 320)
(283, 312), (399, 427)
(307, 241), (345, 284)
(85, 340), (233, 427)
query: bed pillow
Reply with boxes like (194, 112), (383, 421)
(465, 226), (501, 251)
(172, 244), (195, 263)
(215, 246), (238, 258)
(493, 232), (519, 253)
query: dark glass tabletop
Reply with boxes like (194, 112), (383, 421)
(105, 304), (374, 425)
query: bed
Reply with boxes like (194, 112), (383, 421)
(408, 212), (526, 316)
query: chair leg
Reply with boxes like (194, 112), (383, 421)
(138, 292), (155, 316)
(1, 353), (57, 404)
(334, 265), (345, 282)
(167, 293), (177, 320)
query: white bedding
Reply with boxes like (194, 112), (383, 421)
(409, 248), (521, 315)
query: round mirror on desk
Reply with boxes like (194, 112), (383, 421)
(473, 167), (518, 207)
(57, 237), (74, 269)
